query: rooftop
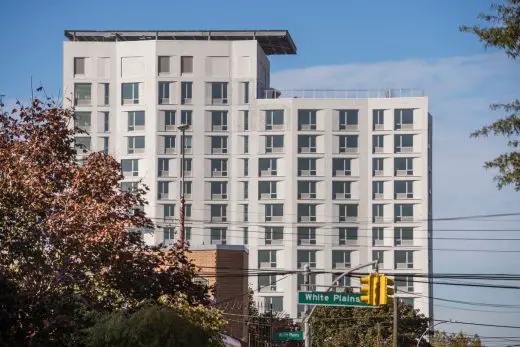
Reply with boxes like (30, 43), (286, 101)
(64, 30), (296, 55)
(260, 88), (425, 99)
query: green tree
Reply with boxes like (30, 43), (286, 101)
(430, 331), (483, 347)
(461, 0), (520, 190)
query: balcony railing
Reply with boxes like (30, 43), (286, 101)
(260, 88), (424, 100)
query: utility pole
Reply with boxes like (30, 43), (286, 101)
(393, 297), (398, 347)
(177, 124), (189, 248)
(303, 264), (311, 347)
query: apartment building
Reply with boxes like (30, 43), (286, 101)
(63, 30), (433, 320)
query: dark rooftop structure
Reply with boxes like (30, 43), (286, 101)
(64, 30), (296, 55)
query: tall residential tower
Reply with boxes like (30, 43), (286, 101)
(64, 30), (433, 319)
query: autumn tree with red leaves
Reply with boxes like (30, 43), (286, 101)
(0, 95), (215, 345)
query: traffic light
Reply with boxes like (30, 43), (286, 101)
(360, 273), (379, 305)
(379, 274), (395, 305)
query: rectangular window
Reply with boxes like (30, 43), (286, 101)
(210, 228), (227, 245)
(211, 136), (228, 154)
(243, 110), (249, 131)
(211, 111), (228, 131)
(163, 228), (175, 245)
(158, 181), (170, 200)
(185, 227), (191, 242)
(181, 110), (192, 127)
(74, 137), (91, 152)
(396, 275), (414, 292)
(121, 159), (139, 177)
(181, 82), (193, 104)
(127, 136), (145, 154)
(243, 158), (249, 176)
(98, 83), (109, 106)
(395, 181), (414, 199)
(332, 158), (351, 177)
(259, 181), (277, 200)
(395, 134), (414, 153)
(102, 137), (109, 155)
(243, 135), (249, 154)
(332, 273), (351, 292)
(339, 227), (358, 246)
(298, 204), (316, 222)
(76, 112), (91, 132)
(298, 135), (317, 153)
(164, 204), (175, 219)
(243, 204), (249, 222)
(74, 57), (85, 76)
(373, 250), (384, 265)
(298, 273), (317, 291)
(185, 204), (192, 218)
(164, 135), (176, 154)
(181, 56), (193, 74)
(395, 251), (414, 269)
(243, 227), (248, 245)
(211, 159), (227, 177)
(395, 227), (414, 246)
(121, 83), (139, 105)
(373, 135), (384, 153)
(298, 110), (317, 130)
(182, 181), (192, 199)
(128, 111), (145, 131)
(373, 158), (384, 176)
(265, 227), (283, 245)
(332, 250), (351, 269)
(297, 227), (316, 245)
(373, 181), (384, 199)
(339, 204), (358, 222)
(243, 181), (249, 199)
(298, 158), (317, 176)
(241, 81), (250, 104)
(395, 204), (414, 222)
(210, 82), (228, 105)
(395, 109), (414, 130)
(339, 110), (358, 130)
(266, 110), (284, 130)
(373, 109), (385, 130)
(339, 135), (358, 153)
(258, 274), (277, 292)
(373, 204), (384, 223)
(263, 297), (283, 314)
(164, 111), (176, 131)
(100, 112), (109, 133)
(265, 204), (283, 222)
(183, 158), (192, 177)
(265, 135), (284, 153)
(332, 181), (351, 200)
(158, 82), (173, 105)
(183, 135), (192, 154)
(259, 158), (277, 176)
(373, 228), (385, 246)
(210, 205), (227, 223)
(74, 83), (91, 106)
(158, 56), (170, 74)
(158, 158), (170, 177)
(297, 250), (316, 268)
(258, 250), (277, 268)
(211, 182), (228, 200)
(121, 182), (138, 193)
(298, 181), (317, 199)
(395, 158), (414, 176)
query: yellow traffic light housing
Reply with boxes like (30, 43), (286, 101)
(360, 274), (380, 305)
(379, 275), (395, 305)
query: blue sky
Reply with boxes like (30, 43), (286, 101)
(1, 0), (520, 341)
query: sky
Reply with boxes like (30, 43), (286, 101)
(1, 0), (520, 342)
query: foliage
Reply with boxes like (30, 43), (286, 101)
(0, 96), (210, 345)
(84, 295), (225, 347)
(310, 301), (429, 347)
(461, 0), (520, 190)
(430, 331), (483, 347)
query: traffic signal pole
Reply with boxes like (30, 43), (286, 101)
(393, 297), (398, 347)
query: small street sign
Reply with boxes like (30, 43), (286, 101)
(298, 291), (372, 307)
(273, 331), (304, 341)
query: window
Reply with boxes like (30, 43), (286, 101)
(339, 110), (358, 130)
(164, 204), (175, 220)
(395, 227), (414, 246)
(74, 57), (85, 75)
(164, 136), (176, 154)
(339, 227), (358, 246)
(373, 135), (384, 153)
(240, 81), (249, 104)
(395, 251), (414, 269)
(243, 158), (249, 176)
(395, 134), (414, 153)
(298, 110), (317, 130)
(76, 112), (91, 132)
(395, 109), (414, 130)
(297, 250), (316, 268)
(395, 181), (414, 199)
(161, 111), (175, 131)
(332, 273), (351, 292)
(265, 135), (284, 153)
(158, 158), (170, 177)
(185, 227), (192, 242)
(185, 204), (192, 218)
(181, 56), (193, 74)
(158, 181), (170, 200)
(182, 181), (192, 199)
(298, 204), (317, 222)
(373, 228), (385, 246)
(339, 135), (358, 153)
(100, 112), (109, 132)
(211, 159), (227, 177)
(373, 181), (384, 199)
(121, 159), (139, 177)
(210, 204), (227, 222)
(74, 83), (91, 106)
(98, 83), (109, 106)
(181, 110), (192, 127)
(339, 204), (358, 222)
(183, 158), (192, 177)
(332, 250), (351, 269)
(211, 111), (227, 131)
(181, 82), (193, 104)
(243, 227), (248, 245)
(102, 137), (109, 154)
(265, 204), (283, 222)
(74, 137), (91, 152)
(211, 182), (228, 200)
(298, 227), (316, 245)
(396, 276), (414, 292)
(298, 158), (317, 176)
(298, 181), (317, 199)
(210, 82), (228, 105)
(164, 228), (175, 246)
(395, 204), (414, 222)
(242, 204), (249, 222)
(373, 250), (384, 265)
(127, 136), (145, 154)
(243, 110), (249, 131)
(158, 56), (170, 74)
(266, 110), (284, 130)
(401, 298), (414, 307)
(128, 111), (145, 131)
(373, 204), (384, 222)
(158, 82), (173, 105)
(395, 158), (414, 176)
(373, 158), (384, 176)
(298, 135), (317, 153)
(297, 273), (317, 291)
(243, 181), (249, 199)
(258, 274), (277, 292)
(259, 158), (277, 176)
(259, 181), (277, 199)
(265, 227), (283, 245)
(121, 182), (138, 193)
(210, 228), (226, 245)
(183, 135), (192, 154)
(258, 250), (277, 268)
(373, 109), (385, 130)
(333, 158), (351, 176)
(262, 297), (283, 314)
(121, 83), (139, 105)
(211, 136), (228, 154)
(243, 136), (249, 154)
(332, 181), (351, 200)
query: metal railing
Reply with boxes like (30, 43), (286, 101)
(260, 88), (424, 100)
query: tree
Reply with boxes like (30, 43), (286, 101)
(461, 0), (520, 190)
(430, 331), (483, 347)
(310, 301), (429, 347)
(0, 96), (211, 345)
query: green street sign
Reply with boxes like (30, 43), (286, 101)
(273, 331), (304, 341)
(298, 291), (372, 307)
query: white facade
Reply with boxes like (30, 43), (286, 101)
(64, 30), (433, 320)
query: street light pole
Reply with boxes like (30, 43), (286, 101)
(416, 320), (452, 347)
(177, 124), (189, 249)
